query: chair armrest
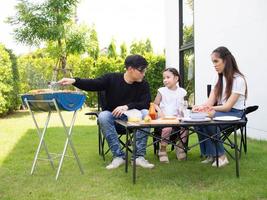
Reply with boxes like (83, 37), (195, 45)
(85, 112), (99, 117)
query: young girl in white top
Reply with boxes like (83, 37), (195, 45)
(193, 46), (247, 167)
(154, 68), (188, 163)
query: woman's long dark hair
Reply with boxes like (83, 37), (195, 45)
(212, 46), (247, 103)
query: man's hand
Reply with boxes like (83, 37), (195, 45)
(57, 78), (76, 86)
(112, 105), (128, 117)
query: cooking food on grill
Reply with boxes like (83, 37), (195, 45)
(21, 89), (86, 111)
(27, 89), (78, 95)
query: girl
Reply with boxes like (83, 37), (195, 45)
(193, 46), (247, 167)
(154, 68), (188, 163)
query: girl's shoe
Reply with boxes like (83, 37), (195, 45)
(201, 156), (214, 164)
(175, 146), (187, 160)
(212, 156), (229, 167)
(158, 151), (169, 163)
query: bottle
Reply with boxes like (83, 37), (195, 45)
(149, 102), (157, 120)
(183, 100), (190, 118)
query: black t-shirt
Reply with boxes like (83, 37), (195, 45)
(73, 73), (151, 111)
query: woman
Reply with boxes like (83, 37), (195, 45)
(193, 46), (247, 167)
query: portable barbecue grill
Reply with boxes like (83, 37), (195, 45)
(21, 91), (86, 180)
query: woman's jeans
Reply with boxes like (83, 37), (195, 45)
(98, 109), (149, 159)
(196, 108), (244, 157)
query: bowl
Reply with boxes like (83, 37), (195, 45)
(189, 112), (207, 119)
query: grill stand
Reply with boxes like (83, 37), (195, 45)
(24, 98), (84, 180)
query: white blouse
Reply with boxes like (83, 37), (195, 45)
(158, 86), (187, 116)
(212, 73), (246, 110)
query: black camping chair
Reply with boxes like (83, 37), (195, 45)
(219, 105), (258, 158)
(207, 84), (259, 157)
(85, 91), (133, 160)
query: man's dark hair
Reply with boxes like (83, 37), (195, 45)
(124, 54), (148, 70)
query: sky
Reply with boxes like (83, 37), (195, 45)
(0, 0), (166, 55)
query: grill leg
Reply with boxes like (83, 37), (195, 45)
(25, 99), (55, 174)
(55, 108), (84, 180)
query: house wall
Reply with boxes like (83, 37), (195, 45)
(165, 0), (180, 69)
(165, 0), (267, 139)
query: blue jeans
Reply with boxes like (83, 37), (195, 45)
(196, 108), (244, 157)
(98, 109), (150, 159)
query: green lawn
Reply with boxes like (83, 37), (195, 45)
(0, 109), (267, 200)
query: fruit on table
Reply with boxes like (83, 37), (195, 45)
(144, 115), (152, 123)
(128, 117), (141, 122)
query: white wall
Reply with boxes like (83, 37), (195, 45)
(165, 0), (179, 69)
(194, 0), (267, 139)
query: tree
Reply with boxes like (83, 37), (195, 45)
(107, 39), (117, 58)
(145, 39), (153, 53)
(87, 25), (100, 60)
(130, 39), (153, 55)
(7, 0), (88, 78)
(5, 48), (20, 109)
(0, 44), (14, 116)
(120, 42), (127, 58)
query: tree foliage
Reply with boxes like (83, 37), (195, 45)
(0, 45), (17, 116)
(107, 39), (117, 59)
(120, 42), (127, 59)
(130, 39), (153, 55)
(7, 0), (89, 77)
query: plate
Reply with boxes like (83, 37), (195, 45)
(189, 112), (208, 119)
(213, 116), (241, 121)
(161, 116), (177, 120)
(182, 117), (211, 122)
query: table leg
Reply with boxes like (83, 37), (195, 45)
(125, 128), (129, 173)
(215, 126), (219, 167)
(234, 128), (240, 178)
(133, 129), (137, 184)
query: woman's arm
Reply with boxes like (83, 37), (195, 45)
(192, 89), (217, 112)
(213, 93), (240, 112)
(203, 89), (217, 106)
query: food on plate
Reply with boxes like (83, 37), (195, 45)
(128, 117), (141, 122)
(161, 115), (177, 120)
(144, 115), (152, 123)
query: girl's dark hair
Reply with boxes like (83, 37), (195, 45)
(164, 67), (181, 86)
(212, 46), (247, 102)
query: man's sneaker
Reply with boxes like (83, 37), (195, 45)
(132, 157), (154, 169)
(106, 157), (125, 170)
(212, 156), (229, 167)
(201, 156), (214, 164)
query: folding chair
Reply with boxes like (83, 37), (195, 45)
(207, 83), (259, 157)
(220, 105), (258, 158)
(85, 91), (133, 160)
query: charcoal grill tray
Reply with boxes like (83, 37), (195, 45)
(21, 91), (86, 111)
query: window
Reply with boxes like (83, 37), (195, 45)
(179, 0), (194, 105)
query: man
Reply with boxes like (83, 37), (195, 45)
(58, 55), (154, 169)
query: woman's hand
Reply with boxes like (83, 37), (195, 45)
(192, 105), (215, 117)
(57, 78), (76, 86)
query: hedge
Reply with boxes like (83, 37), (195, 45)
(0, 45), (19, 116)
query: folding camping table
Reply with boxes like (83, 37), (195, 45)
(22, 92), (85, 180)
(116, 118), (246, 184)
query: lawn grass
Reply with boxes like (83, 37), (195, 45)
(0, 109), (267, 200)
